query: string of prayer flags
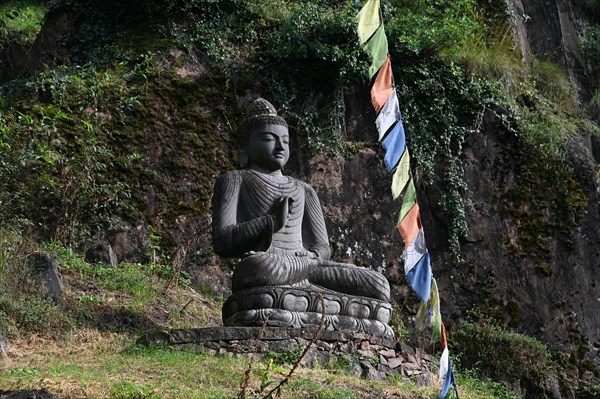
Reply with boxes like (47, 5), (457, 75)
(356, 1), (456, 397)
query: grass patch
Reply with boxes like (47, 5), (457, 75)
(455, 369), (521, 399)
(0, 329), (529, 399)
(0, 0), (46, 46)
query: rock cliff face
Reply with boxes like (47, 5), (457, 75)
(508, 0), (587, 89)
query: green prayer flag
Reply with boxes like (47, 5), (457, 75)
(357, 0), (381, 45)
(391, 149), (410, 200)
(397, 177), (416, 225)
(362, 24), (388, 79)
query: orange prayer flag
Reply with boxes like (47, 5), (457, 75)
(397, 203), (421, 249)
(370, 55), (394, 114)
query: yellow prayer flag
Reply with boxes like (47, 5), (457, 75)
(391, 149), (410, 200)
(357, 0), (381, 45)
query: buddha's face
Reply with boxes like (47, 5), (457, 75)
(248, 123), (290, 172)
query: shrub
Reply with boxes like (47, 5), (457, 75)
(452, 322), (558, 396)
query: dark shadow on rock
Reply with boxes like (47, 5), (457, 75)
(70, 304), (160, 334)
(95, 306), (160, 333)
(0, 390), (60, 399)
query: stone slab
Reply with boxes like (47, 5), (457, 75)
(143, 326), (396, 348)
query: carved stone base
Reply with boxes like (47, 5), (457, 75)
(224, 308), (394, 339)
(222, 286), (394, 339)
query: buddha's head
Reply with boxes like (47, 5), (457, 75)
(237, 98), (289, 172)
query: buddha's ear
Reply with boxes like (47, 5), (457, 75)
(238, 146), (249, 168)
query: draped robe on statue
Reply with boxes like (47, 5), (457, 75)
(212, 169), (394, 338)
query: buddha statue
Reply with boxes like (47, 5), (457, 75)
(212, 98), (394, 339)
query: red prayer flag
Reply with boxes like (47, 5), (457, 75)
(441, 321), (447, 349)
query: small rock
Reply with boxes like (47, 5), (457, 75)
(316, 340), (332, 351)
(347, 361), (363, 378)
(397, 342), (415, 356)
(403, 369), (421, 377)
(416, 348), (433, 362)
(300, 348), (319, 367)
(337, 342), (352, 352)
(416, 370), (434, 387)
(358, 349), (375, 358)
(403, 353), (421, 367)
(377, 363), (393, 374)
(379, 348), (396, 358)
(387, 357), (403, 369)
(361, 362), (386, 381)
(403, 361), (422, 371)
(360, 340), (371, 351)
(379, 354), (388, 366)
(105, 227), (150, 264)
(0, 389), (59, 399)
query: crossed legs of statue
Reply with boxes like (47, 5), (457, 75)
(231, 252), (390, 301)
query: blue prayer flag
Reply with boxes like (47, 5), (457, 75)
(440, 362), (455, 399)
(381, 121), (406, 172)
(405, 251), (431, 303)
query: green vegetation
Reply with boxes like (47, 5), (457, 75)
(0, 0), (46, 47)
(0, 232), (220, 339)
(455, 369), (521, 399)
(451, 322), (567, 397)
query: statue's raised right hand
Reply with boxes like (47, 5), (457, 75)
(270, 196), (294, 231)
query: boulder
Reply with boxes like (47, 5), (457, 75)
(84, 241), (117, 267)
(105, 227), (150, 264)
(28, 253), (64, 297)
